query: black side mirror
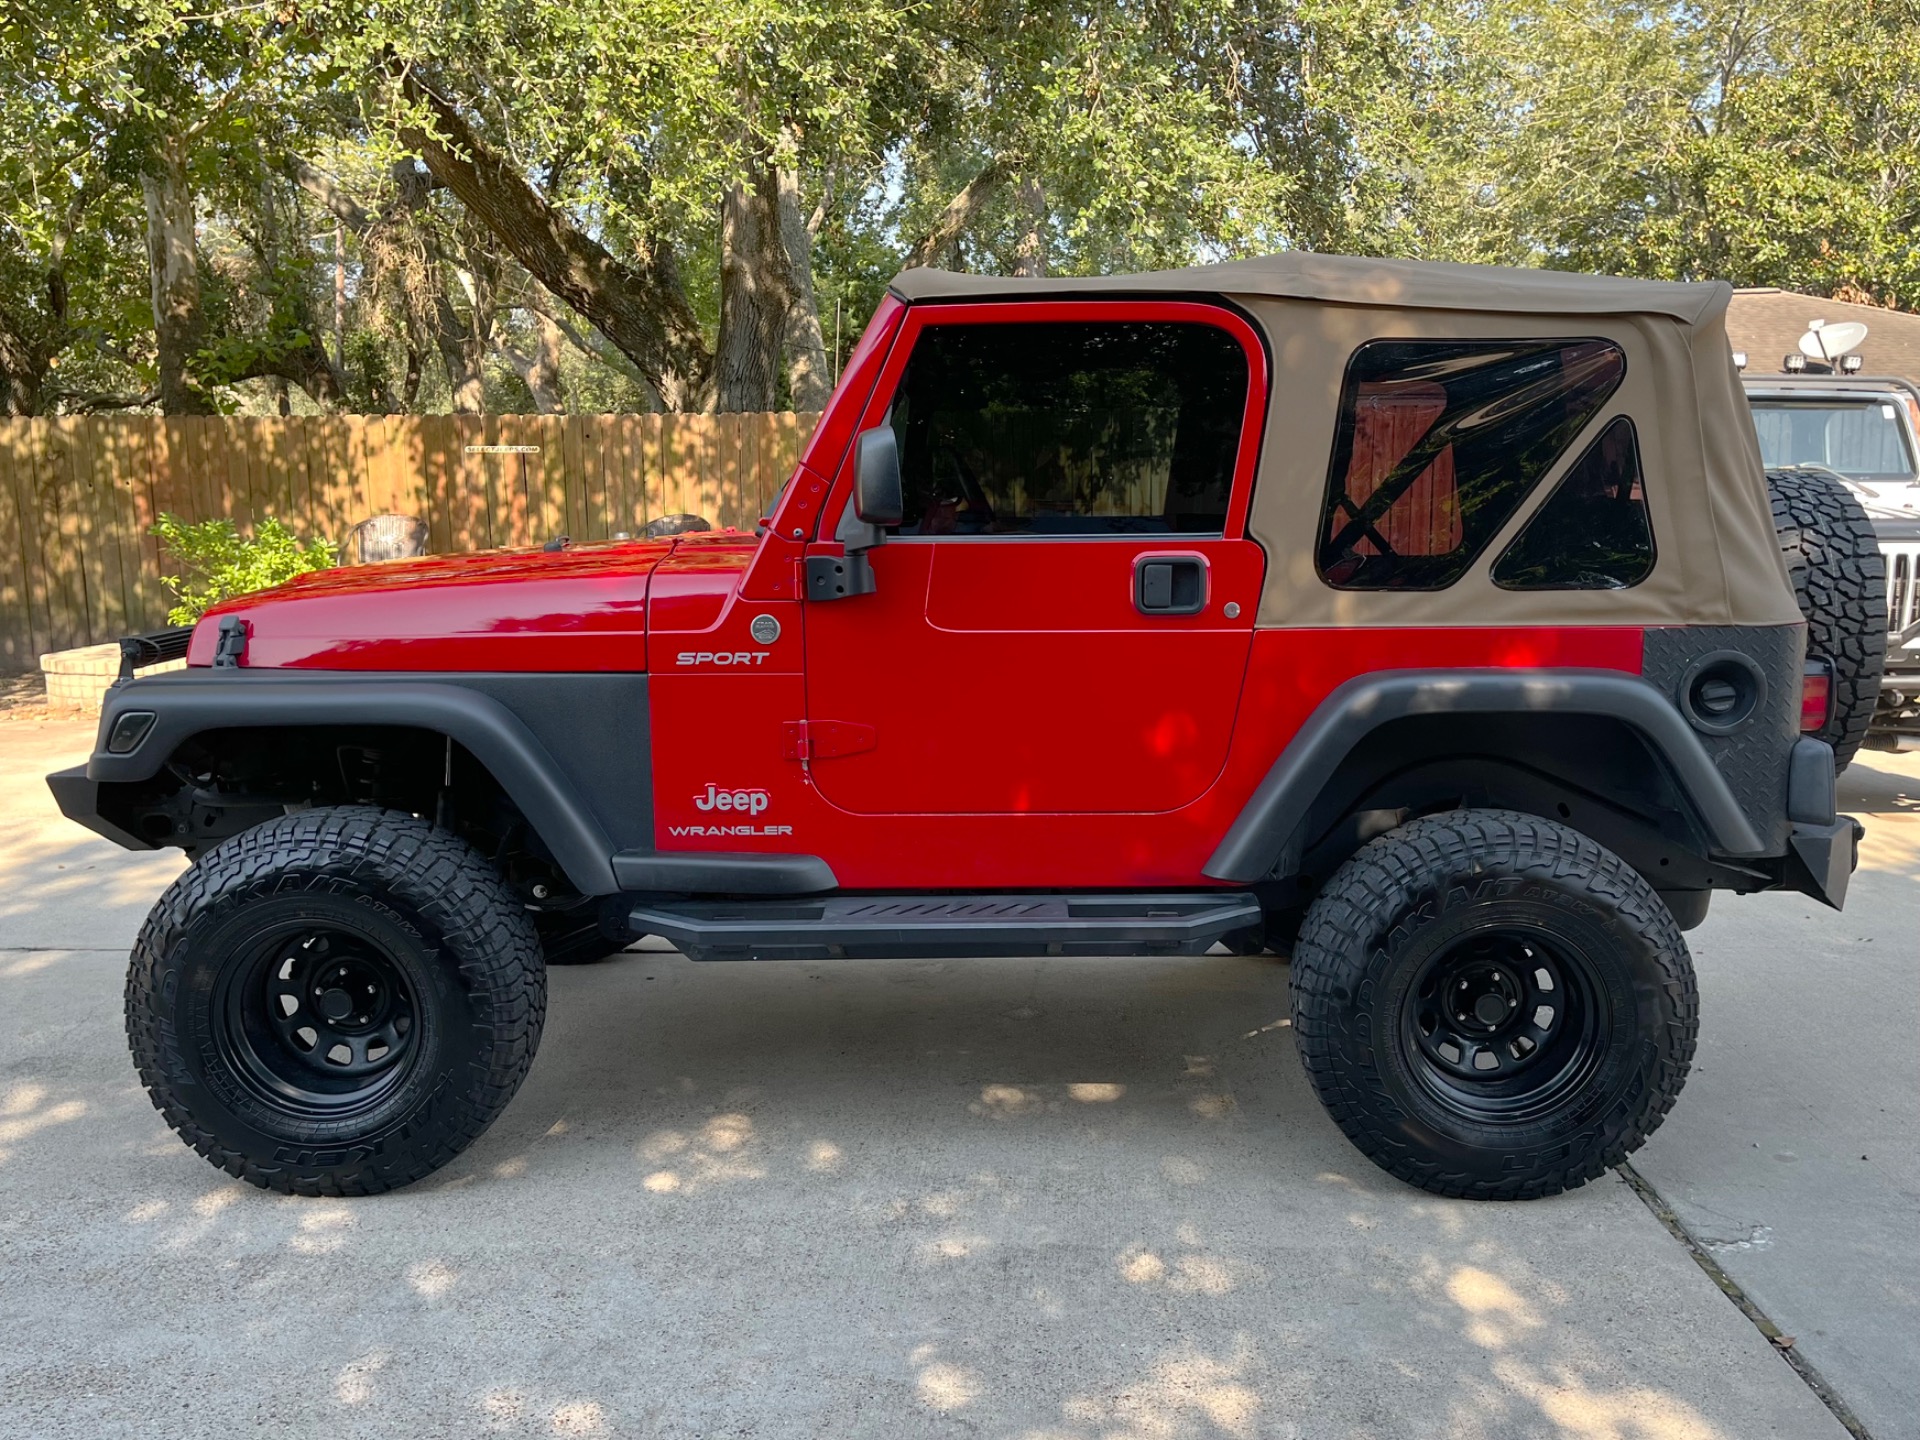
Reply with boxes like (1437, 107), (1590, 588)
(809, 427), (901, 602)
(853, 427), (903, 528)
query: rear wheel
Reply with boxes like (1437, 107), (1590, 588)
(1768, 467), (1887, 770)
(1290, 810), (1696, 1200)
(127, 808), (546, 1195)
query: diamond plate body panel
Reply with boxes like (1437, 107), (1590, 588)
(1642, 624), (1803, 852)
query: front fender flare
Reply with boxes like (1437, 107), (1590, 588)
(85, 672), (620, 895)
(1202, 668), (1768, 883)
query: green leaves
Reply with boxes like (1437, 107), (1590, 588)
(151, 513), (336, 624)
(7, 0), (1916, 419)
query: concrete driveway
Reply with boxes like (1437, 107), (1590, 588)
(1, 713), (1911, 1440)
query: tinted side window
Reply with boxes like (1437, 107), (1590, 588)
(1318, 338), (1626, 588)
(888, 320), (1248, 536)
(1492, 417), (1654, 590)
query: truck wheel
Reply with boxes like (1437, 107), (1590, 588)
(1290, 810), (1696, 1201)
(126, 807), (546, 1196)
(1767, 467), (1887, 770)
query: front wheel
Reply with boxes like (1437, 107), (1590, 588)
(126, 808), (546, 1196)
(1290, 810), (1696, 1200)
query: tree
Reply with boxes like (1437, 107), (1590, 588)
(10, 0), (1914, 419)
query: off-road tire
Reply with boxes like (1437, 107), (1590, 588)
(1290, 810), (1697, 1201)
(127, 807), (546, 1196)
(1767, 467), (1887, 770)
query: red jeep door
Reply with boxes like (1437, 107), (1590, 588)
(802, 302), (1268, 816)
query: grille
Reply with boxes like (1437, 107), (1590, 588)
(1888, 545), (1920, 637)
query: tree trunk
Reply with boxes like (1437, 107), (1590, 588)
(268, 335), (351, 407)
(714, 163), (794, 412)
(527, 308), (567, 413)
(433, 268), (488, 414)
(776, 156), (832, 410)
(397, 71), (712, 408)
(0, 324), (48, 416)
(140, 133), (212, 415)
(495, 305), (568, 414)
(1011, 177), (1048, 278)
(437, 316), (488, 413)
(332, 223), (347, 369)
(905, 162), (1007, 269)
(441, 230), (498, 415)
(401, 344), (423, 410)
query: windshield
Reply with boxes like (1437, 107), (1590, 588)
(1749, 399), (1917, 481)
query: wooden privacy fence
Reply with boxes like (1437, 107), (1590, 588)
(0, 412), (821, 669)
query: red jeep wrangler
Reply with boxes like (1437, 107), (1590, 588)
(51, 255), (1858, 1202)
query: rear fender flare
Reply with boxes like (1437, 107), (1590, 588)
(1203, 668), (1768, 883)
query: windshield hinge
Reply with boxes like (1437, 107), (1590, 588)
(212, 616), (249, 668)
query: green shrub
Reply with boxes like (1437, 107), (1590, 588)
(151, 514), (336, 625)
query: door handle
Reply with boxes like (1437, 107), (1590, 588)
(1135, 554), (1207, 615)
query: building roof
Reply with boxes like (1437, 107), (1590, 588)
(1727, 287), (1920, 383)
(890, 253), (1731, 324)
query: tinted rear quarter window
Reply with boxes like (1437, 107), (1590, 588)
(888, 320), (1248, 535)
(1492, 416), (1654, 590)
(1319, 338), (1626, 588)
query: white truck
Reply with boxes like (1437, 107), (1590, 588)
(1744, 372), (1918, 755)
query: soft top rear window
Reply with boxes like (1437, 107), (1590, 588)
(1318, 338), (1626, 589)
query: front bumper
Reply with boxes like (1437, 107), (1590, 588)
(46, 765), (153, 851)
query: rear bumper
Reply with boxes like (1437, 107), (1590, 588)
(1784, 817), (1860, 910)
(1770, 736), (1857, 909)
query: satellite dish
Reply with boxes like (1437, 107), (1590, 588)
(1799, 320), (1870, 361)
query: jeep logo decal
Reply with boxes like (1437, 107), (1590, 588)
(694, 783), (770, 815)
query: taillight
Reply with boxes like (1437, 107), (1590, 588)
(1801, 661), (1833, 732)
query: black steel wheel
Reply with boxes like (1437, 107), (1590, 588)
(217, 924), (421, 1112)
(1402, 929), (1607, 1127)
(1291, 809), (1697, 1200)
(128, 807), (545, 1195)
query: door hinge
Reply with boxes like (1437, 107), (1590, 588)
(805, 551), (876, 601)
(783, 720), (877, 761)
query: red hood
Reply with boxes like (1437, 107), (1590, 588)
(191, 537), (680, 671)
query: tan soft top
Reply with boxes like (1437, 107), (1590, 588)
(888, 254), (1797, 629)
(889, 252), (1730, 323)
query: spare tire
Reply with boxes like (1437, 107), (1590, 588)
(1766, 467), (1886, 770)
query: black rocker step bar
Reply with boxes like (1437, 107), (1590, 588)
(628, 892), (1264, 961)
